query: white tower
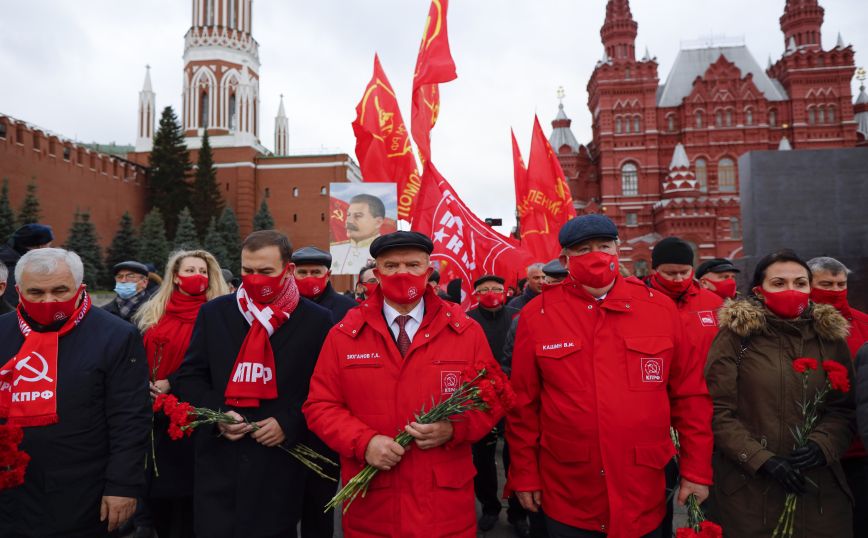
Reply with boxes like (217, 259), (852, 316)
(135, 65), (156, 152)
(274, 94), (288, 156)
(181, 0), (261, 149)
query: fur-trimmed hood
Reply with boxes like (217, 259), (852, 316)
(718, 298), (850, 341)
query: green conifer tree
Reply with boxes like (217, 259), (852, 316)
(173, 207), (200, 251)
(105, 212), (141, 282)
(17, 179), (41, 226)
(202, 216), (229, 267)
(217, 207), (242, 274)
(252, 199), (275, 231)
(190, 131), (224, 238)
(0, 178), (16, 244)
(149, 106), (192, 237)
(64, 211), (105, 288)
(138, 208), (171, 273)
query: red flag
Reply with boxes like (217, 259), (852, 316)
(329, 196), (350, 243)
(413, 163), (535, 309)
(411, 0), (457, 166)
(511, 128), (528, 221)
(518, 116), (577, 261)
(352, 55), (423, 220)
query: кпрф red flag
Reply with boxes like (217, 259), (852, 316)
(414, 163), (535, 309)
(352, 54), (423, 220)
(517, 115), (577, 260)
(411, 0), (457, 166)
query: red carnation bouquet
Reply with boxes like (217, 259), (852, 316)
(773, 357), (851, 538)
(0, 423), (30, 490)
(153, 393), (337, 480)
(326, 359), (515, 513)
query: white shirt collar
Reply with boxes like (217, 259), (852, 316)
(383, 298), (425, 327)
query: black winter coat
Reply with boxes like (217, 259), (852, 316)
(313, 282), (357, 324)
(855, 343), (868, 447)
(173, 294), (333, 538)
(467, 305), (519, 366)
(0, 307), (151, 538)
(102, 286), (157, 323)
(506, 288), (539, 311)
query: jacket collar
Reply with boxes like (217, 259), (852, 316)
(561, 276), (634, 313)
(718, 298), (850, 341)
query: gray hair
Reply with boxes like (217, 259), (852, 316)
(807, 256), (851, 277)
(527, 263), (545, 273)
(15, 248), (84, 288)
(0, 261), (7, 284)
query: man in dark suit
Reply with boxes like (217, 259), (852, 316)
(174, 230), (333, 538)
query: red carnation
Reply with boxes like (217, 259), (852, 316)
(822, 360), (851, 393)
(792, 357), (818, 374)
(676, 521), (723, 537)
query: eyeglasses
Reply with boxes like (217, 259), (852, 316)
(475, 287), (504, 294)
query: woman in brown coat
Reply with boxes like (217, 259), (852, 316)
(705, 250), (854, 538)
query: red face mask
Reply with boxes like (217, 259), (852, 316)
(707, 277), (737, 300)
(296, 274), (329, 299)
(177, 274), (209, 296)
(242, 265), (288, 304)
(18, 285), (84, 326)
(567, 252), (619, 289)
(362, 281), (378, 297)
(653, 272), (693, 295)
(755, 287), (810, 319)
(375, 269), (429, 305)
(476, 291), (506, 309)
(810, 288), (848, 312)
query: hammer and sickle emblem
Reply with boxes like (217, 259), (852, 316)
(14, 352), (53, 386)
(332, 208), (344, 220)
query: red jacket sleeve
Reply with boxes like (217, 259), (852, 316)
(667, 307), (714, 485)
(504, 315), (543, 492)
(446, 323), (504, 448)
(302, 331), (379, 463)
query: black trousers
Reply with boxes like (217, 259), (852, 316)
(660, 458), (678, 537)
(300, 469), (338, 538)
(843, 457), (868, 538)
(149, 497), (194, 538)
(545, 515), (663, 538)
(472, 430), (502, 515)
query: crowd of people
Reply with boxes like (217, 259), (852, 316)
(0, 214), (866, 538)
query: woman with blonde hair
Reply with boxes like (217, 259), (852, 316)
(132, 249), (227, 538)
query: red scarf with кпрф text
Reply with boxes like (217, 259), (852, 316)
(0, 291), (92, 426)
(225, 276), (300, 408)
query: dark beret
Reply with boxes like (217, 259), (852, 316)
(292, 246), (332, 267)
(651, 237), (695, 268)
(369, 231), (434, 258)
(696, 258), (740, 279)
(558, 215), (618, 248)
(12, 223), (54, 249)
(113, 260), (149, 277)
(473, 274), (504, 288)
(542, 258), (568, 278)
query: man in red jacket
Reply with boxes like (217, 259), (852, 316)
(808, 255), (868, 537)
(304, 231), (503, 538)
(647, 237), (724, 363)
(506, 215), (713, 538)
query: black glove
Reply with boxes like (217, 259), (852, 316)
(760, 456), (807, 495)
(788, 441), (827, 470)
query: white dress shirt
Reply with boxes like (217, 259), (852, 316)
(383, 298), (425, 343)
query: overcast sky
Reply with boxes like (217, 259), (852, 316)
(2, 0), (865, 234)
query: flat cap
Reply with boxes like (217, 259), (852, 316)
(651, 237), (695, 268)
(113, 260), (149, 277)
(292, 246), (332, 266)
(12, 223), (54, 249)
(542, 258), (568, 278)
(221, 268), (234, 282)
(558, 214), (618, 248)
(369, 231), (434, 258)
(696, 258), (740, 279)
(473, 274), (504, 288)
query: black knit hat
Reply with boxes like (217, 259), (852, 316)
(651, 237), (695, 268)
